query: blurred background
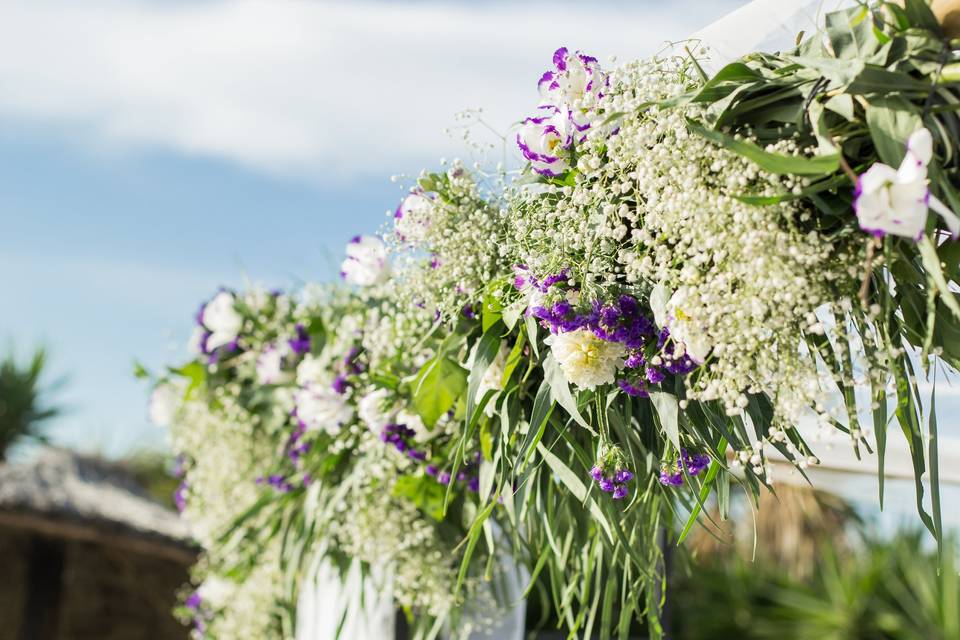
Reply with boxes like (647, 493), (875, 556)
(2, 1), (959, 638)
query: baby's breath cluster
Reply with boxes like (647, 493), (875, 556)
(385, 162), (510, 321)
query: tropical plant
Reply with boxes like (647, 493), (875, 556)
(0, 348), (59, 461)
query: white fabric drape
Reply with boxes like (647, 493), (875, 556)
(692, 0), (858, 74)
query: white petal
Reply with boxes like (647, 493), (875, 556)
(929, 194), (960, 238)
(906, 127), (933, 166)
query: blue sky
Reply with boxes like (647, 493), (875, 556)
(0, 0), (746, 458)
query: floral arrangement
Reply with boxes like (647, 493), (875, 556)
(149, 2), (960, 638)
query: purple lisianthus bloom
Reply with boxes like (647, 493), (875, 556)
(516, 106), (572, 177)
(288, 324), (311, 355)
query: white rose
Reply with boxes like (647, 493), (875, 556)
(255, 344), (292, 385)
(340, 235), (390, 287)
(650, 283), (711, 363)
(358, 388), (393, 434)
(295, 354), (326, 388)
(295, 385), (353, 435)
(545, 328), (625, 390)
(202, 291), (243, 351)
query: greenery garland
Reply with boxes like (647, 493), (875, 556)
(148, 2), (960, 638)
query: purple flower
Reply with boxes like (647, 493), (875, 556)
(658, 470), (684, 487)
(612, 484), (628, 500)
(185, 592), (202, 611)
(288, 324), (311, 355)
(331, 375), (349, 395)
(599, 478), (616, 492)
(174, 481), (188, 512)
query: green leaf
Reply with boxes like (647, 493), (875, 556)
(686, 118), (839, 176)
(132, 360), (151, 380)
(392, 475), (446, 520)
(919, 235), (960, 321)
(866, 96), (922, 166)
(169, 361), (206, 397)
(520, 381), (554, 467)
(481, 290), (503, 332)
(542, 353), (590, 430)
(536, 442), (613, 542)
(411, 355), (468, 428)
(903, 0), (941, 33)
(649, 391), (680, 452)
(691, 62), (761, 104)
(467, 326), (502, 427)
(825, 6), (876, 60)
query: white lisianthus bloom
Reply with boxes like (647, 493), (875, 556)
(358, 387), (393, 434)
(545, 329), (625, 390)
(397, 409), (430, 442)
(650, 284), (711, 363)
(855, 128), (960, 240)
(202, 291), (243, 351)
(394, 192), (433, 245)
(295, 385), (353, 435)
(148, 381), (182, 427)
(538, 46), (607, 108)
(255, 344), (292, 385)
(516, 106), (572, 177)
(340, 235), (390, 287)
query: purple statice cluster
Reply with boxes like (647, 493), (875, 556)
(184, 591), (208, 636)
(381, 423), (428, 462)
(425, 451), (481, 493)
(513, 265), (570, 296)
(174, 480), (189, 512)
(659, 449), (711, 486)
(288, 323), (311, 355)
(590, 444), (634, 500)
(590, 465), (633, 500)
(255, 474), (295, 493)
(332, 346), (365, 395)
(286, 416), (311, 465)
(515, 268), (700, 396)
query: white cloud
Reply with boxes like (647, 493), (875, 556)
(0, 0), (742, 181)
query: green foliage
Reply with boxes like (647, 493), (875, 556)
(0, 348), (59, 460)
(411, 354), (468, 428)
(672, 531), (960, 640)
